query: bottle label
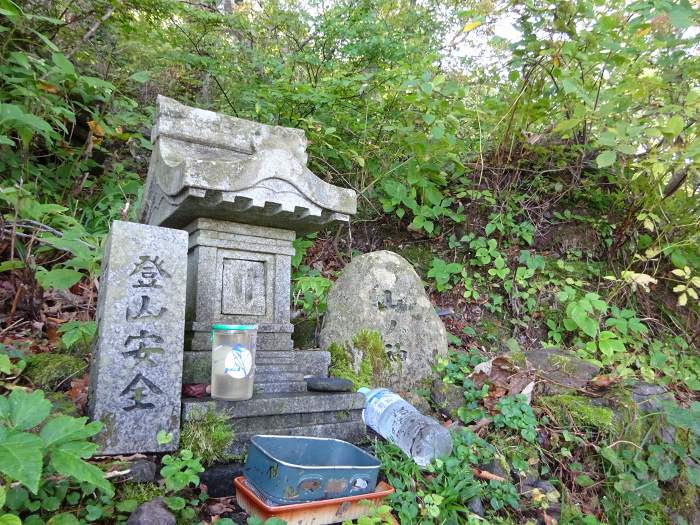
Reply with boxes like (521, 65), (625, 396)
(365, 390), (402, 428)
(219, 344), (253, 378)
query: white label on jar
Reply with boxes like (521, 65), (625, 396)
(220, 344), (253, 378)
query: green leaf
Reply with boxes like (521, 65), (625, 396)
(0, 486), (5, 509)
(0, 261), (23, 273)
(575, 474), (594, 488)
(687, 465), (700, 486)
(164, 496), (185, 511)
(0, 354), (11, 375)
(36, 268), (83, 290)
(663, 115), (684, 137)
(116, 499), (138, 513)
(40, 416), (102, 449)
(554, 118), (581, 133)
(50, 447), (113, 496)
(128, 71), (150, 83)
(0, 514), (21, 525)
(596, 150), (616, 168)
(657, 461), (679, 481)
(667, 2), (694, 29)
(6, 389), (51, 431)
(0, 430), (44, 493)
(46, 513), (79, 525)
(51, 53), (75, 77)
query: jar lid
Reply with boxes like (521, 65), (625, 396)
(211, 324), (257, 331)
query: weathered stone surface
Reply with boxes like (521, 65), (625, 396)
(200, 463), (244, 498)
(526, 348), (600, 394)
(295, 350), (331, 377)
(139, 96), (356, 232)
(88, 220), (188, 454)
(319, 251), (448, 390)
(306, 376), (353, 392)
(127, 459), (157, 483)
(630, 382), (674, 415)
(126, 498), (175, 525)
(430, 379), (465, 420)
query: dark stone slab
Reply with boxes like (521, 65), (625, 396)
(306, 376), (354, 392)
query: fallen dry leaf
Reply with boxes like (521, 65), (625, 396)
(590, 375), (615, 389)
(67, 374), (89, 412)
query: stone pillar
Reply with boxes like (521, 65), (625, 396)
(88, 221), (188, 454)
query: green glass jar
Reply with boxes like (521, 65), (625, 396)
(211, 324), (257, 401)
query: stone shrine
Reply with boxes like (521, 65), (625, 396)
(140, 96), (365, 451)
(88, 220), (188, 454)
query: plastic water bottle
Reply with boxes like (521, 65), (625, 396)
(358, 387), (453, 466)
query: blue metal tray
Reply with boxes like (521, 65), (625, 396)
(244, 435), (381, 505)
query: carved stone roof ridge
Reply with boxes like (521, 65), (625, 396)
(139, 96), (357, 232)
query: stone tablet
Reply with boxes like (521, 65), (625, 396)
(88, 220), (188, 454)
(319, 250), (448, 390)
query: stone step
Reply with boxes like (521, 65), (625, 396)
(228, 408), (363, 434)
(254, 381), (306, 394)
(228, 420), (367, 456)
(255, 363), (299, 373)
(253, 370), (304, 383)
(182, 392), (365, 420)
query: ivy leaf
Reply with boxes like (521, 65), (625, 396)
(0, 429), (44, 493)
(596, 150), (616, 168)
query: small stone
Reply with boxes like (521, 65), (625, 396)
(430, 379), (465, 420)
(468, 498), (484, 517)
(526, 348), (600, 394)
(128, 460), (157, 483)
(631, 382), (674, 415)
(306, 376), (354, 392)
(126, 497), (175, 525)
(199, 463), (244, 498)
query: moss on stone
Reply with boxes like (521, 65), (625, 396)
(541, 394), (615, 432)
(180, 407), (235, 466)
(24, 353), (86, 390)
(329, 329), (390, 389)
(391, 244), (432, 276)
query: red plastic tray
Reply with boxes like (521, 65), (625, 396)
(234, 476), (396, 524)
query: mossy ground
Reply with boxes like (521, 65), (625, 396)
(179, 407), (235, 466)
(540, 394), (615, 432)
(118, 482), (165, 505)
(24, 353), (86, 390)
